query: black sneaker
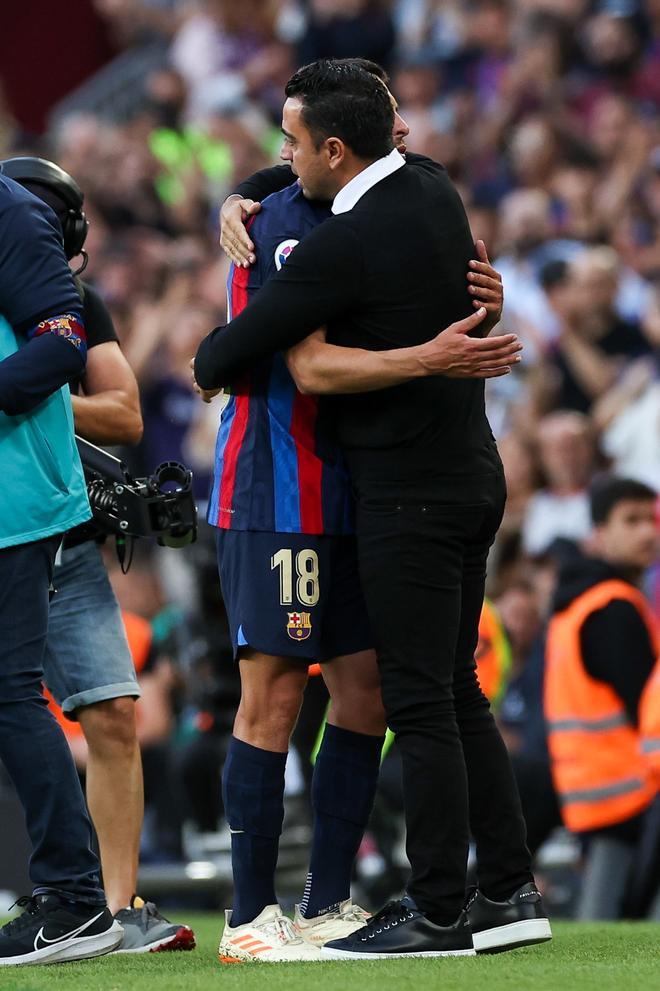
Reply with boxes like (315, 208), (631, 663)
(468, 882), (552, 953)
(321, 897), (475, 960)
(0, 894), (123, 966)
(114, 896), (196, 954)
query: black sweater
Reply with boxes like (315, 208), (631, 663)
(196, 156), (501, 492)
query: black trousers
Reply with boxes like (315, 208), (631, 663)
(355, 471), (533, 922)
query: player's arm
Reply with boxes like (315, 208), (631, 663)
(286, 250), (515, 392)
(72, 342), (143, 445)
(0, 197), (87, 415)
(286, 309), (521, 394)
(195, 219), (362, 390)
(220, 165), (296, 267)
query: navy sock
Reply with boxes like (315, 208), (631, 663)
(222, 736), (287, 927)
(301, 724), (384, 918)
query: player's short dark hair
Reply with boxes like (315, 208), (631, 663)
(590, 476), (657, 525)
(285, 59), (394, 160)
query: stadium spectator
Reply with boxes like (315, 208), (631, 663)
(594, 286), (660, 491)
(494, 189), (580, 350)
(296, 0), (396, 71)
(522, 411), (595, 556)
(545, 477), (660, 919)
(548, 247), (652, 413)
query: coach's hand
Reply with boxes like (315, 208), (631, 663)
(219, 195), (261, 268)
(468, 240), (503, 336)
(418, 308), (522, 379)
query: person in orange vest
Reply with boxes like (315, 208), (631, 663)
(545, 476), (660, 919)
(475, 599), (511, 710)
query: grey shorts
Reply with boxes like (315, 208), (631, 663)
(43, 541), (140, 718)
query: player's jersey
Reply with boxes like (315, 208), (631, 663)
(208, 184), (354, 535)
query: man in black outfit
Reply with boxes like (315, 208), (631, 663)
(195, 59), (551, 958)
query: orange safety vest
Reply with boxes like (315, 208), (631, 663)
(545, 579), (660, 833)
(475, 599), (511, 708)
(122, 610), (153, 675)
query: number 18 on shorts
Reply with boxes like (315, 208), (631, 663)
(216, 529), (372, 662)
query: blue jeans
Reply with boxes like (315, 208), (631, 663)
(0, 536), (104, 904)
(45, 541), (139, 715)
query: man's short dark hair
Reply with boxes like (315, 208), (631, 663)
(339, 58), (389, 84)
(285, 59), (394, 161)
(590, 476), (657, 525)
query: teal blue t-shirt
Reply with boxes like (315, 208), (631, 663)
(0, 177), (90, 547)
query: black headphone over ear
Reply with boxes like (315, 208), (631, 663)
(0, 156), (89, 263)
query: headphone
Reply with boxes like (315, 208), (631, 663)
(0, 157), (89, 269)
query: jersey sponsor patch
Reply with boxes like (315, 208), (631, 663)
(287, 611), (312, 641)
(274, 239), (299, 271)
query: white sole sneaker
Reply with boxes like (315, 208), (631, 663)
(293, 900), (371, 947)
(218, 904), (324, 963)
(321, 946), (476, 960)
(0, 920), (124, 966)
(219, 953), (325, 963)
(472, 918), (553, 953)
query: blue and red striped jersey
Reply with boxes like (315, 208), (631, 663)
(207, 184), (354, 535)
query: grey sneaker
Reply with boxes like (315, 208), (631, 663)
(114, 897), (196, 954)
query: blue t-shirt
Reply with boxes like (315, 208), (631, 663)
(0, 176), (83, 331)
(0, 176), (90, 547)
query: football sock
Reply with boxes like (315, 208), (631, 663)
(301, 724), (384, 918)
(222, 736), (287, 927)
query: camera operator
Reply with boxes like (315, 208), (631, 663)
(1, 158), (195, 955)
(0, 164), (123, 965)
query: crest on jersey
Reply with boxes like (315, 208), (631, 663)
(274, 239), (299, 271)
(287, 611), (312, 641)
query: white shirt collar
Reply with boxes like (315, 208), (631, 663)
(331, 148), (405, 215)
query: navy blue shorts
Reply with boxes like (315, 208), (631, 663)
(216, 529), (373, 661)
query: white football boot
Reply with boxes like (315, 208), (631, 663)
(293, 899), (371, 947)
(218, 904), (323, 963)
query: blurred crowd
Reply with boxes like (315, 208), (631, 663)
(1, 0), (659, 917)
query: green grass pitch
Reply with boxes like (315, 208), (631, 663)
(1, 917), (659, 991)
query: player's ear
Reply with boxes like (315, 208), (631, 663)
(326, 137), (346, 171)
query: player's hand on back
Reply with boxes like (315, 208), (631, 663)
(219, 195), (262, 268)
(419, 307), (522, 379)
(190, 357), (222, 403)
(467, 240), (503, 336)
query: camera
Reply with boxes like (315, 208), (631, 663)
(76, 436), (197, 550)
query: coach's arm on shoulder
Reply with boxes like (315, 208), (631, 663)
(286, 309), (522, 395)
